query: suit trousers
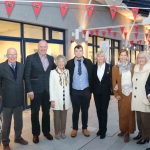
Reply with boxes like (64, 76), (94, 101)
(136, 111), (150, 140)
(71, 88), (91, 130)
(53, 105), (67, 135)
(31, 90), (50, 136)
(94, 94), (110, 134)
(2, 106), (23, 145)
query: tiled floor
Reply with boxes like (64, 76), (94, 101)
(3, 96), (149, 150)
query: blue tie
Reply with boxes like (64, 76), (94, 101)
(11, 64), (15, 71)
(77, 60), (82, 75)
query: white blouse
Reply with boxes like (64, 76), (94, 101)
(97, 63), (105, 81)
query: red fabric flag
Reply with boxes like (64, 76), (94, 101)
(134, 25), (139, 33)
(82, 30), (86, 37)
(134, 33), (138, 39)
(95, 29), (99, 36)
(113, 32), (117, 38)
(109, 6), (117, 19)
(60, 3), (69, 18)
(139, 40), (142, 44)
(32, 2), (42, 17)
(145, 33), (149, 40)
(90, 30), (94, 36)
(124, 32), (128, 39)
(102, 31), (106, 37)
(131, 8), (139, 20)
(137, 40), (139, 44)
(130, 40), (134, 45)
(120, 26), (125, 34)
(107, 28), (112, 35)
(86, 5), (94, 18)
(5, 1), (15, 17)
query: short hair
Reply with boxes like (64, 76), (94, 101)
(95, 51), (107, 62)
(119, 49), (128, 56)
(74, 45), (83, 51)
(55, 55), (67, 66)
(136, 51), (149, 64)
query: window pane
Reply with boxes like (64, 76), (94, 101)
(88, 37), (92, 44)
(115, 49), (118, 65)
(115, 41), (118, 47)
(0, 20), (20, 37)
(46, 28), (49, 40)
(25, 42), (38, 57)
(131, 51), (135, 63)
(97, 37), (104, 46)
(24, 24), (42, 39)
(52, 31), (63, 40)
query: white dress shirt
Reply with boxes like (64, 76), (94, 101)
(97, 63), (105, 81)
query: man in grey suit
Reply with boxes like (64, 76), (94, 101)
(24, 40), (55, 143)
(0, 48), (28, 150)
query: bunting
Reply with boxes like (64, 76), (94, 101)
(134, 33), (138, 39)
(95, 29), (99, 36)
(102, 30), (106, 37)
(60, 3), (69, 17)
(124, 32), (128, 39)
(130, 40), (134, 45)
(5, 1), (15, 17)
(86, 5), (94, 18)
(32, 2), (42, 17)
(109, 6), (117, 19)
(120, 26), (125, 34)
(107, 28), (112, 35)
(90, 30), (94, 36)
(131, 8), (139, 20)
(113, 32), (117, 38)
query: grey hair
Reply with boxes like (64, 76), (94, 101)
(55, 55), (67, 66)
(136, 51), (149, 64)
(95, 51), (107, 62)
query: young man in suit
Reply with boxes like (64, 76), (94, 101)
(24, 40), (55, 143)
(0, 48), (28, 150)
(66, 45), (93, 137)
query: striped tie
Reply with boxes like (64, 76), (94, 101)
(11, 64), (15, 71)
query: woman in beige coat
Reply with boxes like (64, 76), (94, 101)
(49, 55), (71, 140)
(132, 51), (150, 144)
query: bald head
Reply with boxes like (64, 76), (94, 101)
(7, 48), (17, 64)
(38, 40), (48, 56)
(7, 48), (17, 55)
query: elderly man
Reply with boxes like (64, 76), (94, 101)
(24, 40), (55, 143)
(0, 48), (28, 150)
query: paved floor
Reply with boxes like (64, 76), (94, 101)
(3, 96), (149, 150)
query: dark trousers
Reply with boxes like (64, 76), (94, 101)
(94, 94), (110, 134)
(71, 88), (91, 130)
(2, 106), (23, 145)
(31, 90), (50, 136)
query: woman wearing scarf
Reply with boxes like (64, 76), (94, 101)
(132, 51), (150, 145)
(112, 49), (135, 142)
(49, 55), (71, 140)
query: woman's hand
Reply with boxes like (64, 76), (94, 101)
(114, 84), (118, 91)
(51, 101), (55, 108)
(116, 96), (121, 100)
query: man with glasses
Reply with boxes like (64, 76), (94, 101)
(0, 48), (28, 150)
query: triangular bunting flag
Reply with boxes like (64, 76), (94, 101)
(86, 5), (94, 18)
(5, 1), (15, 17)
(124, 32), (128, 39)
(102, 31), (106, 37)
(60, 3), (69, 18)
(134, 33), (138, 39)
(139, 40), (142, 44)
(113, 32), (117, 38)
(82, 30), (86, 37)
(137, 40), (139, 44)
(134, 25), (139, 33)
(32, 2), (42, 17)
(90, 30), (94, 36)
(145, 33), (149, 40)
(95, 29), (99, 36)
(107, 28), (112, 35)
(109, 6), (117, 19)
(130, 40), (134, 45)
(131, 8), (139, 20)
(120, 26), (125, 34)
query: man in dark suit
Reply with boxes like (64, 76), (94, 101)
(24, 40), (55, 143)
(66, 45), (93, 138)
(0, 48), (28, 150)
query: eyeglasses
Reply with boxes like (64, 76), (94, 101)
(7, 54), (17, 57)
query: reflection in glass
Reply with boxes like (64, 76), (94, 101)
(52, 31), (63, 40)
(88, 37), (92, 44)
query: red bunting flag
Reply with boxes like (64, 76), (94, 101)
(32, 2), (42, 17)
(124, 32), (128, 39)
(120, 26), (125, 34)
(113, 32), (117, 38)
(5, 1), (15, 17)
(107, 28), (112, 35)
(86, 5), (94, 18)
(82, 30), (86, 37)
(139, 40), (142, 44)
(90, 30), (94, 36)
(95, 29), (99, 36)
(137, 40), (139, 44)
(145, 33), (149, 40)
(60, 3), (69, 18)
(134, 25), (139, 33)
(109, 6), (117, 19)
(130, 40), (134, 45)
(134, 33), (138, 39)
(131, 8), (139, 20)
(102, 31), (106, 37)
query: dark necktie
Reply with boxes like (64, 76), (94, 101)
(77, 60), (82, 75)
(11, 64), (15, 71)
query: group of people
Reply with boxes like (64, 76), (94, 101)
(0, 40), (150, 150)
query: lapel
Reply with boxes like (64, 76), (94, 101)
(35, 52), (44, 71)
(17, 62), (21, 78)
(46, 55), (52, 71)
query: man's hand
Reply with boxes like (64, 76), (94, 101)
(116, 96), (121, 100)
(28, 92), (34, 100)
(51, 101), (55, 108)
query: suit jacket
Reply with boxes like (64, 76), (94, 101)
(93, 63), (112, 95)
(24, 52), (55, 93)
(66, 57), (93, 94)
(0, 61), (24, 108)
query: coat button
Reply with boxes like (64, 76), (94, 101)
(134, 96), (136, 98)
(136, 79), (138, 81)
(135, 87), (137, 89)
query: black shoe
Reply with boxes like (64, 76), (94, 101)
(133, 134), (141, 140)
(146, 148), (150, 150)
(33, 136), (39, 144)
(136, 139), (149, 144)
(44, 133), (53, 140)
(96, 130), (101, 136)
(100, 134), (106, 139)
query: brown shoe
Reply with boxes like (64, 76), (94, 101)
(14, 138), (28, 145)
(44, 133), (53, 140)
(124, 133), (130, 142)
(118, 132), (125, 136)
(71, 130), (77, 137)
(82, 129), (90, 137)
(3, 145), (11, 150)
(33, 136), (39, 144)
